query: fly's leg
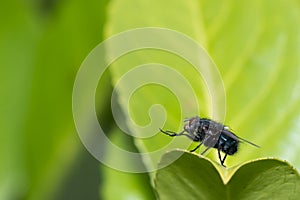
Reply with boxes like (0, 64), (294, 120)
(190, 142), (203, 152)
(217, 147), (227, 167)
(218, 148), (227, 167)
(200, 146), (211, 155)
(217, 148), (225, 167)
(218, 148), (223, 165)
(159, 129), (195, 141)
(221, 153), (228, 167)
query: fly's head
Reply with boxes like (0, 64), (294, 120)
(183, 116), (201, 134)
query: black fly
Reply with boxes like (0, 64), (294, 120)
(160, 116), (259, 167)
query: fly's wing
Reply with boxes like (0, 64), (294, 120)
(202, 129), (221, 147)
(200, 130), (221, 155)
(221, 130), (260, 148)
(238, 137), (260, 148)
(221, 129), (239, 140)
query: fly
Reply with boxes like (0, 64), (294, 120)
(160, 116), (260, 167)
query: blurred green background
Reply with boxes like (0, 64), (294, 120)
(1, 0), (300, 200)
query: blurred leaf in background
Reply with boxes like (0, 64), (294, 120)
(0, 0), (110, 199)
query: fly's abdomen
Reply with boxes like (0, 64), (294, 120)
(218, 134), (238, 155)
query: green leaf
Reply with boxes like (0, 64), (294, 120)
(155, 150), (300, 200)
(0, 1), (37, 199)
(23, 0), (110, 198)
(105, 0), (300, 173)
